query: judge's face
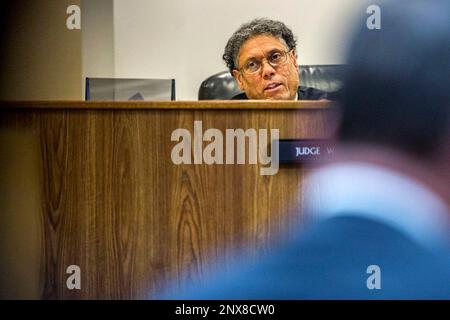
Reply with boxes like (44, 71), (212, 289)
(232, 35), (299, 100)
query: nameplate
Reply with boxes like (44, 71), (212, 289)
(278, 139), (335, 164)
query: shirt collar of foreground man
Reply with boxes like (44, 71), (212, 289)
(305, 160), (450, 251)
(223, 18), (325, 100)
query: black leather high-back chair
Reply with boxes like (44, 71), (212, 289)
(198, 65), (345, 100)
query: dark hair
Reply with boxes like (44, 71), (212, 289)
(338, 0), (450, 158)
(223, 18), (297, 73)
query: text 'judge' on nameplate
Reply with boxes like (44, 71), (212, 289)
(278, 139), (335, 164)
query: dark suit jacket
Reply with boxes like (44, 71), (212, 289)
(168, 215), (450, 299)
(231, 86), (327, 100)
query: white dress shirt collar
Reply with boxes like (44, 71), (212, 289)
(305, 162), (450, 250)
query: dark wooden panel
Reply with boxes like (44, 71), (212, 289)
(0, 100), (333, 110)
(0, 102), (337, 299)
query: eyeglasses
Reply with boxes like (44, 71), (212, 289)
(237, 49), (292, 75)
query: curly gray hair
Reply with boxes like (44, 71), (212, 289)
(223, 18), (297, 73)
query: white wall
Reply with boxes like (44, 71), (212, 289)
(82, 0), (115, 95)
(112, 0), (372, 100)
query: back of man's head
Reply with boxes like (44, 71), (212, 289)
(338, 0), (450, 158)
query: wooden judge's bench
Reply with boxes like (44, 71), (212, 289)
(0, 100), (337, 299)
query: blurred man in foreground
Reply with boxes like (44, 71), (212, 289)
(165, 0), (450, 299)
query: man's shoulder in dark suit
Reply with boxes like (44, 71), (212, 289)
(168, 215), (450, 299)
(231, 86), (327, 100)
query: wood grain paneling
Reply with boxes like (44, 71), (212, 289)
(0, 100), (333, 110)
(0, 101), (338, 299)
